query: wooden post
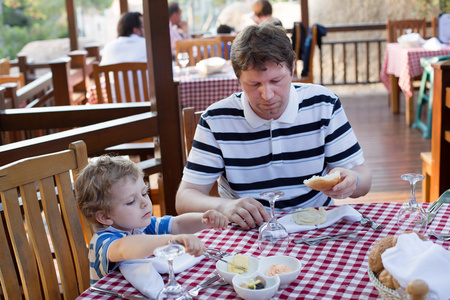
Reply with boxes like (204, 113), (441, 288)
(119, 0), (129, 15)
(430, 60), (450, 201)
(300, 0), (309, 30)
(143, 0), (184, 216)
(66, 0), (79, 51)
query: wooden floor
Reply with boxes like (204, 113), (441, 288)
(336, 87), (431, 205)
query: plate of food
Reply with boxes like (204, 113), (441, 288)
(278, 205), (362, 233)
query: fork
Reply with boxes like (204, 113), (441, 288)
(429, 230), (450, 241)
(360, 213), (385, 230)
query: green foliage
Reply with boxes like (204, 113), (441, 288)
(0, 0), (114, 59)
(0, 25), (30, 58)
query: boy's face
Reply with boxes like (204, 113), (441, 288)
(99, 176), (153, 232)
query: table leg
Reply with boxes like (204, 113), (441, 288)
(389, 74), (399, 114)
(405, 94), (414, 126)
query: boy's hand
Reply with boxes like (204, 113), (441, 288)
(172, 234), (205, 257)
(202, 210), (229, 231)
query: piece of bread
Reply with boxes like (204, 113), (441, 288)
(406, 279), (429, 300)
(368, 235), (395, 273)
(303, 172), (341, 191)
(378, 269), (396, 290)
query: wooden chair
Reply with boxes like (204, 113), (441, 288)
(420, 60), (450, 202)
(0, 73), (25, 89)
(182, 107), (218, 196)
(175, 37), (223, 67)
(217, 35), (235, 60)
(92, 62), (149, 103)
(292, 25), (317, 84)
(0, 140), (91, 299)
(386, 19), (427, 43)
(0, 57), (10, 75)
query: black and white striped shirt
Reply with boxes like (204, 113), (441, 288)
(183, 84), (364, 211)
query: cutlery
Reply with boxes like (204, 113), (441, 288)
(90, 286), (149, 300)
(359, 213), (385, 230)
(425, 189), (450, 224)
(203, 251), (248, 272)
(305, 236), (362, 246)
(186, 274), (222, 297)
(293, 231), (361, 244)
(428, 230), (450, 241)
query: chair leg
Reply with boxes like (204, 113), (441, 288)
(412, 70), (432, 138)
(421, 152), (431, 203)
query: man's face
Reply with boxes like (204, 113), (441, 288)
(239, 61), (292, 120)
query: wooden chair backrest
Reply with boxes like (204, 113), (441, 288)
(0, 57), (10, 75)
(92, 62), (149, 103)
(218, 35), (235, 60)
(293, 25), (317, 84)
(175, 37), (223, 67)
(386, 19), (427, 43)
(182, 107), (202, 164)
(0, 73), (25, 89)
(0, 140), (91, 299)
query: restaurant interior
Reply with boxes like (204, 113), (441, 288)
(1, 0), (449, 299)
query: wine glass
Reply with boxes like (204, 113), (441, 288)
(396, 173), (427, 235)
(177, 52), (190, 70)
(257, 191), (290, 255)
(154, 244), (192, 300)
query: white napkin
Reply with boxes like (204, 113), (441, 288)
(382, 233), (450, 300)
(119, 254), (204, 299)
(278, 205), (361, 233)
(422, 37), (446, 51)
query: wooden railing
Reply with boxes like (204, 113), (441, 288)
(314, 21), (436, 86)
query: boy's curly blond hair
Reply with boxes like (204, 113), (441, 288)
(75, 155), (144, 225)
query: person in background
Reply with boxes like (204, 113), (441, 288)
(250, 0), (283, 27)
(217, 24), (234, 34)
(76, 155), (228, 284)
(100, 12), (147, 65)
(169, 2), (189, 56)
(176, 23), (371, 230)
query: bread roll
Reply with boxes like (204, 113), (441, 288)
(303, 172), (341, 191)
(378, 269), (396, 290)
(368, 235), (395, 273)
(406, 279), (429, 300)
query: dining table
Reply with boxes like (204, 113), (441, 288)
(174, 64), (242, 112)
(379, 42), (450, 126)
(77, 202), (449, 299)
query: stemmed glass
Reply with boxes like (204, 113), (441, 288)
(257, 191), (290, 255)
(177, 52), (190, 73)
(396, 173), (428, 235)
(154, 244), (192, 300)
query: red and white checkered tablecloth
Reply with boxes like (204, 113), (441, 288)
(380, 43), (450, 98)
(77, 202), (450, 299)
(177, 72), (242, 112)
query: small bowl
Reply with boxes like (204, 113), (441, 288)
(232, 271), (280, 300)
(216, 254), (260, 285)
(258, 255), (302, 288)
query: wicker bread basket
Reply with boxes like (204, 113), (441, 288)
(368, 268), (401, 300)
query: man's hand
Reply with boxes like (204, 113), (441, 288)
(220, 197), (271, 230)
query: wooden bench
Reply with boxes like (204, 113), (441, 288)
(420, 60), (450, 202)
(10, 44), (101, 85)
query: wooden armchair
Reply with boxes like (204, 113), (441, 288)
(292, 25), (317, 84)
(0, 73), (25, 89)
(92, 61), (149, 103)
(0, 140), (90, 299)
(175, 37), (223, 67)
(218, 35), (235, 60)
(386, 19), (427, 43)
(0, 57), (10, 75)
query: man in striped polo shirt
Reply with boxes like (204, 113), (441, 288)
(176, 22), (372, 230)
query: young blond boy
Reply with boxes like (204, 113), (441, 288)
(76, 155), (229, 284)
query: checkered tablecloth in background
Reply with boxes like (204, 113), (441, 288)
(77, 202), (450, 299)
(380, 43), (450, 98)
(177, 72), (242, 112)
